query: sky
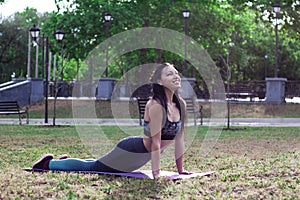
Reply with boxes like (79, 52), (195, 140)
(1, 0), (57, 18)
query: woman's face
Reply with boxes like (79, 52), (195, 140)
(157, 65), (181, 91)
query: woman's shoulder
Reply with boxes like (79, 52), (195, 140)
(146, 98), (161, 107)
(144, 99), (163, 121)
(146, 99), (165, 113)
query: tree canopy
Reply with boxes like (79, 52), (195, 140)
(0, 0), (299, 83)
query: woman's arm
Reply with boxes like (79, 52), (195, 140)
(151, 132), (161, 178)
(175, 99), (186, 174)
(175, 130), (193, 174)
(174, 129), (185, 173)
(148, 103), (163, 178)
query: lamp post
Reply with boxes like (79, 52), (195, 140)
(54, 29), (65, 41)
(53, 29), (65, 126)
(29, 24), (64, 123)
(96, 12), (115, 99)
(273, 3), (281, 78)
(104, 12), (112, 77)
(264, 54), (268, 78)
(29, 24), (40, 78)
(182, 8), (190, 77)
(54, 29), (65, 79)
(265, 3), (286, 104)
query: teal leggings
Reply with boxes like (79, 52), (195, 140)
(49, 136), (151, 172)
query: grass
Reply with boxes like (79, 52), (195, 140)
(0, 125), (299, 199)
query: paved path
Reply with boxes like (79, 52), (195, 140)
(1, 118), (300, 127)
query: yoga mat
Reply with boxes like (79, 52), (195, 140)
(23, 168), (215, 180)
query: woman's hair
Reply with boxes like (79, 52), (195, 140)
(149, 63), (186, 124)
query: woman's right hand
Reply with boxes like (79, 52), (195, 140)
(152, 169), (160, 179)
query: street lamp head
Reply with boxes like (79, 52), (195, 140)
(273, 3), (281, 13)
(104, 12), (112, 22)
(29, 24), (41, 40)
(54, 29), (65, 41)
(182, 8), (190, 18)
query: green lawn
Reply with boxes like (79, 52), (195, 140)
(0, 125), (299, 199)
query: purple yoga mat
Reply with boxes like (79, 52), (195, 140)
(23, 168), (215, 180)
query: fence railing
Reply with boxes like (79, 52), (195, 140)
(49, 80), (300, 99)
(285, 80), (300, 98)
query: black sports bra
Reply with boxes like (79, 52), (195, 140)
(144, 119), (182, 140)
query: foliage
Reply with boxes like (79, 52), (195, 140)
(51, 0), (300, 81)
(0, 0), (300, 84)
(0, 8), (57, 82)
(0, 17), (28, 81)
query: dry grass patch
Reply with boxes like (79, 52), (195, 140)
(0, 125), (299, 199)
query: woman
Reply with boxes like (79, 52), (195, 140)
(32, 63), (191, 178)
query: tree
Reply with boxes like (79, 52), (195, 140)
(0, 17), (29, 82)
(2, 0), (300, 85)
(0, 8), (59, 83)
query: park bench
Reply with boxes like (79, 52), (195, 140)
(137, 98), (149, 126)
(0, 101), (29, 124)
(184, 97), (203, 126)
(137, 97), (203, 126)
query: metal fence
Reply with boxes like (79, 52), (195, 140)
(50, 80), (300, 99)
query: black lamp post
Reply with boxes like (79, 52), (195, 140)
(54, 29), (65, 79)
(29, 24), (64, 123)
(182, 8), (190, 77)
(104, 12), (112, 77)
(54, 29), (65, 41)
(264, 54), (268, 78)
(30, 24), (49, 123)
(273, 3), (281, 78)
(29, 24), (40, 39)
